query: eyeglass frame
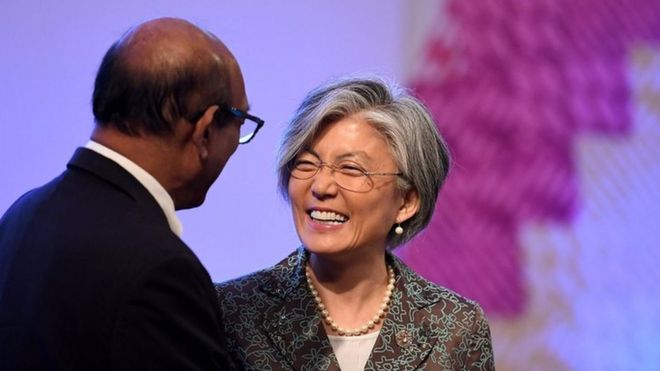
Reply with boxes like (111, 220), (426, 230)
(189, 105), (265, 144)
(288, 159), (405, 193)
(223, 106), (265, 144)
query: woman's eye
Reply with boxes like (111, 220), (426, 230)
(339, 165), (365, 176)
(294, 160), (319, 171)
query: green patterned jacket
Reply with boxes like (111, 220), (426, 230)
(216, 248), (495, 371)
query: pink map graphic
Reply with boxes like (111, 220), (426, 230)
(397, 0), (660, 316)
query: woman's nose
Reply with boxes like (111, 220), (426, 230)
(310, 165), (338, 199)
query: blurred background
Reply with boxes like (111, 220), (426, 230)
(1, 1), (659, 369)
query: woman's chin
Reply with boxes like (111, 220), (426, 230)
(302, 242), (348, 256)
(302, 237), (361, 256)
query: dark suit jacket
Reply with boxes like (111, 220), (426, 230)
(0, 148), (235, 371)
(216, 248), (495, 371)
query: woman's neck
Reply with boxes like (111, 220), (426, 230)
(308, 249), (386, 288)
(306, 248), (392, 333)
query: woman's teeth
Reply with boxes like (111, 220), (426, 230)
(310, 210), (348, 224)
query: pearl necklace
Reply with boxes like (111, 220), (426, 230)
(305, 264), (395, 336)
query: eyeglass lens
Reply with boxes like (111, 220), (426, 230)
(239, 121), (258, 144)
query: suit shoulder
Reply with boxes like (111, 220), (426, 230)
(215, 267), (274, 297)
(214, 252), (304, 316)
(427, 279), (482, 310)
(215, 251), (299, 295)
(398, 261), (485, 315)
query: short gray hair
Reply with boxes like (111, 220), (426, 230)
(277, 76), (450, 248)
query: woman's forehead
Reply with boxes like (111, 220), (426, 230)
(302, 117), (395, 165)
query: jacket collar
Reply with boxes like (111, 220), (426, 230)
(67, 147), (169, 228)
(260, 247), (443, 370)
(84, 141), (182, 236)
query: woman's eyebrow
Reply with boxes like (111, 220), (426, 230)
(301, 148), (374, 163)
(336, 151), (373, 162)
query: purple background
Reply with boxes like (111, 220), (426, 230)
(2, 1), (659, 369)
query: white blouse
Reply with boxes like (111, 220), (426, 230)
(327, 331), (380, 371)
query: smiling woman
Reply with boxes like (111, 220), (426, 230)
(215, 76), (495, 371)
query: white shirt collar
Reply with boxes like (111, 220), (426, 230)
(85, 140), (183, 237)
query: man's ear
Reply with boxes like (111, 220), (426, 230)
(192, 105), (219, 160)
(396, 188), (420, 224)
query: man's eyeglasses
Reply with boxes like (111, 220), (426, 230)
(289, 159), (403, 193)
(224, 107), (265, 144)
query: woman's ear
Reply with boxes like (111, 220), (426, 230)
(192, 105), (219, 160)
(396, 188), (420, 224)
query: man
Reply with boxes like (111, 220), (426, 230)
(0, 17), (262, 370)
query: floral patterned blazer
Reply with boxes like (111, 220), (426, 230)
(216, 248), (495, 371)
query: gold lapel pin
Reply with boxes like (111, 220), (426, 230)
(395, 330), (413, 348)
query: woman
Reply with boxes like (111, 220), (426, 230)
(216, 77), (495, 370)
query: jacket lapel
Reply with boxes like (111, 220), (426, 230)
(365, 255), (441, 370)
(261, 249), (341, 371)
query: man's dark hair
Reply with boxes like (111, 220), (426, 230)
(92, 39), (229, 135)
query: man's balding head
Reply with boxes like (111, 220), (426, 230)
(90, 18), (249, 210)
(92, 17), (238, 136)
